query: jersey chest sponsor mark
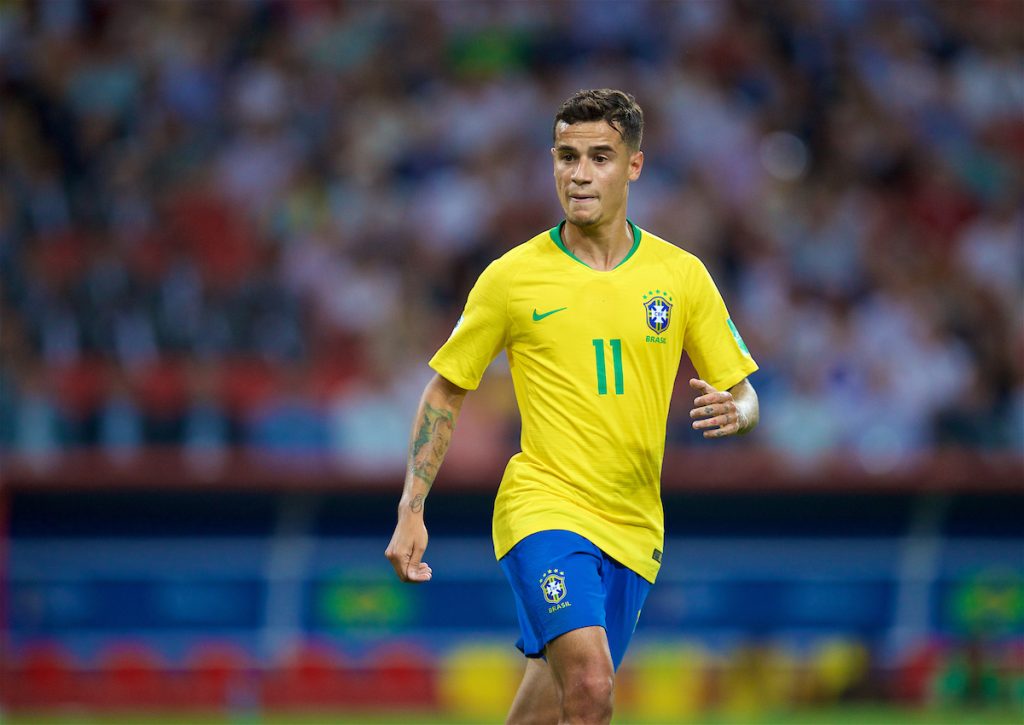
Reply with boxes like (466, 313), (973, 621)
(532, 307), (568, 322)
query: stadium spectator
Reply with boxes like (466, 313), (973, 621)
(0, 0), (1020, 468)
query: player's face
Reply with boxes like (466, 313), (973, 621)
(552, 120), (643, 230)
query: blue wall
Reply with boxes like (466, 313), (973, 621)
(8, 491), (1024, 662)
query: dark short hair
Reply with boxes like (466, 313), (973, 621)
(553, 89), (644, 150)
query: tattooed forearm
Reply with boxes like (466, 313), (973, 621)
(409, 402), (455, 487)
(398, 376), (466, 517)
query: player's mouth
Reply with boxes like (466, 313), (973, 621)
(569, 194), (597, 203)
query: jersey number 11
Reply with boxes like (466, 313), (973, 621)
(592, 339), (624, 395)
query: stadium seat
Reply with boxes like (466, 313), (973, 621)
(137, 359), (188, 419)
(221, 358), (279, 418)
(54, 358), (105, 423)
(33, 230), (87, 305)
(166, 188), (256, 288)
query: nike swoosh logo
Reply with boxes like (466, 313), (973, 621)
(532, 307), (568, 322)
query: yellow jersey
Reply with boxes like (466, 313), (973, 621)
(429, 221), (758, 582)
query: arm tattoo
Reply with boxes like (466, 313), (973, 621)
(410, 402), (455, 488)
(409, 494), (425, 513)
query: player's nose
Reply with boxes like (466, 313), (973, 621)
(570, 159), (591, 183)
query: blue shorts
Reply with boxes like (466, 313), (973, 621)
(498, 530), (652, 671)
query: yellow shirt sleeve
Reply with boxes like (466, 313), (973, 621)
(429, 259), (512, 390)
(682, 260), (758, 392)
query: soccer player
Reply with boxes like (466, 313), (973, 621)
(386, 89), (759, 724)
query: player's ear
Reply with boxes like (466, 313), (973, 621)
(628, 150), (644, 182)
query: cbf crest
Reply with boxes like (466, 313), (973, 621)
(540, 569), (567, 604)
(642, 290), (674, 334)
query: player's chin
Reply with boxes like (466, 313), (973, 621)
(566, 210), (600, 227)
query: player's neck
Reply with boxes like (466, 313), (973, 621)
(563, 218), (634, 272)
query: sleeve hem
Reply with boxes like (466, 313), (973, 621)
(428, 359), (480, 392)
(706, 361), (759, 394)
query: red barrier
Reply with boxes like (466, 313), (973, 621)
(365, 644), (438, 708)
(1, 448), (1021, 493)
(893, 640), (947, 703)
(262, 641), (359, 709)
(4, 640), (441, 711)
(4, 642), (82, 708)
(183, 642), (256, 709)
(93, 642), (171, 709)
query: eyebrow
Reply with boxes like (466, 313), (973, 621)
(555, 144), (617, 154)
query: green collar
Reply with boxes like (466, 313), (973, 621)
(549, 219), (642, 270)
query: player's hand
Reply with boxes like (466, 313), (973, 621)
(689, 378), (745, 438)
(385, 513), (433, 583)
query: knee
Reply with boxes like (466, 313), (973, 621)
(579, 670), (614, 705)
(562, 669), (614, 721)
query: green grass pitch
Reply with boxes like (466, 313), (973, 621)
(4, 706), (1022, 725)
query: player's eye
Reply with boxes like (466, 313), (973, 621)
(560, 153), (575, 162)
(594, 155), (608, 163)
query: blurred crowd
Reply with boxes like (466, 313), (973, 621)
(1, 0), (1021, 470)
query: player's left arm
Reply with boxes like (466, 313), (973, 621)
(689, 377), (759, 438)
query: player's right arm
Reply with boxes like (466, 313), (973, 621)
(385, 373), (468, 583)
(387, 254), (511, 582)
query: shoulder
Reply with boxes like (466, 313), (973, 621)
(479, 228), (557, 280)
(637, 227), (709, 274)
(496, 228), (555, 265)
(466, 228), (555, 306)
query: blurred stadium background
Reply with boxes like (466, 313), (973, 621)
(0, 0), (1022, 723)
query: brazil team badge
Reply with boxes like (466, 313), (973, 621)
(540, 569), (567, 604)
(642, 290), (673, 334)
